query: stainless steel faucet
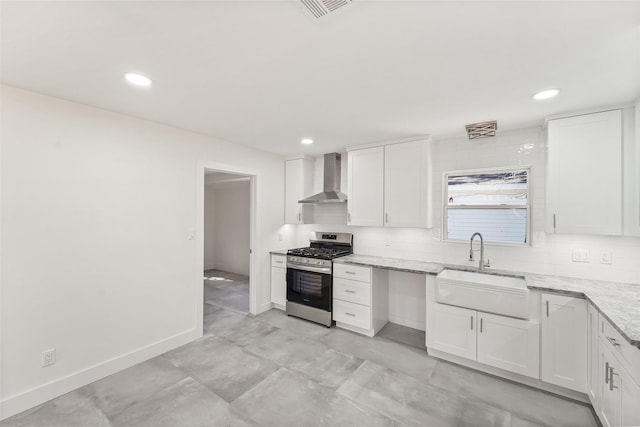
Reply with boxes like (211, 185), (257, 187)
(469, 232), (490, 270)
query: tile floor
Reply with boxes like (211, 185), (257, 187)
(3, 272), (599, 427)
(203, 269), (250, 313)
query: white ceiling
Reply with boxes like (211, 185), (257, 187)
(2, 1), (639, 156)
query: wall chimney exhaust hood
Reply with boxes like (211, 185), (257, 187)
(298, 153), (347, 204)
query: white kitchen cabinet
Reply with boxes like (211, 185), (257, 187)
(588, 303), (601, 411)
(347, 139), (431, 228)
(285, 157), (314, 224)
(426, 303), (477, 360)
(477, 312), (540, 379)
(347, 146), (384, 226)
(599, 339), (640, 427)
(547, 109), (623, 235)
(384, 140), (430, 228)
(598, 314), (640, 427)
(332, 263), (388, 337)
(426, 302), (539, 378)
(540, 293), (588, 392)
(270, 254), (287, 309)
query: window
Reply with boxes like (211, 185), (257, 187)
(444, 168), (530, 245)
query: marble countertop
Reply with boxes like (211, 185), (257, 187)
(270, 249), (289, 256)
(334, 254), (640, 350)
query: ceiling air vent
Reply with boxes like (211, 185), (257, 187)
(465, 120), (498, 140)
(301, 0), (352, 19)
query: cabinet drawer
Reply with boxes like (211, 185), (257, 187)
(600, 315), (640, 385)
(333, 263), (371, 282)
(333, 278), (371, 306)
(271, 254), (287, 268)
(333, 300), (371, 330)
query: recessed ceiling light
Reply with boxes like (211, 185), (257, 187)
(532, 89), (559, 100)
(124, 72), (152, 87)
(301, 138), (313, 145)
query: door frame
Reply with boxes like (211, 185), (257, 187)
(196, 160), (258, 331)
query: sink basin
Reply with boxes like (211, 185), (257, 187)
(435, 269), (530, 319)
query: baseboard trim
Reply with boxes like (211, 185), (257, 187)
(257, 301), (274, 315)
(1, 328), (201, 420)
(427, 348), (590, 404)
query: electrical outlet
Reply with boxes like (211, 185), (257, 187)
(42, 348), (56, 367)
(600, 252), (612, 264)
(571, 249), (590, 263)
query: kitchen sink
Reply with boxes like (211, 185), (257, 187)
(435, 269), (530, 319)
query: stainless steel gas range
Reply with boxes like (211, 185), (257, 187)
(286, 232), (353, 327)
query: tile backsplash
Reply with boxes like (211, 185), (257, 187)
(283, 127), (640, 285)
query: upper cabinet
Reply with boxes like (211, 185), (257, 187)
(348, 139), (431, 228)
(285, 157), (314, 224)
(547, 109), (625, 235)
(347, 146), (384, 226)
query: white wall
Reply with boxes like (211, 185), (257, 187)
(211, 180), (250, 275)
(204, 186), (216, 269)
(0, 85), (287, 418)
(294, 126), (640, 285)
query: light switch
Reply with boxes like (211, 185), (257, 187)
(571, 249), (590, 263)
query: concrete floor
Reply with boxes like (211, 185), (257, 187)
(3, 272), (599, 426)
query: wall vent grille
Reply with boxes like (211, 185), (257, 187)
(465, 121), (498, 140)
(301, 0), (352, 19)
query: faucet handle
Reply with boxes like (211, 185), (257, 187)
(484, 259), (491, 268)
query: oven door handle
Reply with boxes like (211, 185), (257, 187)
(287, 263), (332, 274)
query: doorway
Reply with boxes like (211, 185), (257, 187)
(196, 161), (257, 336)
(203, 172), (251, 313)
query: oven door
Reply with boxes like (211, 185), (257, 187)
(286, 265), (332, 311)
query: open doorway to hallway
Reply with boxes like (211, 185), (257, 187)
(203, 171), (251, 315)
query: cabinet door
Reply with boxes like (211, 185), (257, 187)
(541, 294), (588, 392)
(426, 303), (477, 360)
(285, 158), (313, 224)
(384, 140), (430, 228)
(547, 109), (622, 235)
(620, 363), (640, 427)
(587, 303), (600, 411)
(600, 342), (621, 427)
(477, 312), (540, 379)
(270, 266), (286, 308)
(347, 147), (384, 226)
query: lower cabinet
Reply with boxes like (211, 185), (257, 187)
(426, 303), (477, 360)
(477, 312), (540, 378)
(426, 302), (539, 379)
(540, 293), (588, 393)
(598, 315), (640, 427)
(332, 263), (388, 337)
(270, 254), (286, 309)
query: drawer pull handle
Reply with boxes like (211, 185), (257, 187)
(605, 362), (610, 384)
(470, 316), (474, 330)
(345, 271), (356, 275)
(345, 290), (356, 293)
(607, 336), (621, 347)
(275, 261), (283, 264)
(345, 312), (356, 317)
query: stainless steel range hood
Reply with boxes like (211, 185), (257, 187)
(298, 153), (347, 204)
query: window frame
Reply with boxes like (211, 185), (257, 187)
(442, 166), (532, 246)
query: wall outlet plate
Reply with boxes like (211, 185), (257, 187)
(42, 348), (56, 367)
(571, 249), (590, 263)
(600, 252), (612, 264)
